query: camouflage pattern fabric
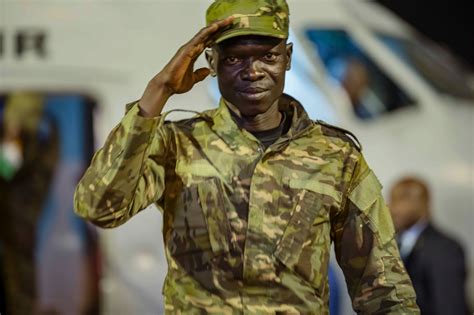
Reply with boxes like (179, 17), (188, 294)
(74, 94), (419, 314)
(206, 0), (289, 43)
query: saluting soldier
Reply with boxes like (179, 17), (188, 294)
(74, 0), (419, 313)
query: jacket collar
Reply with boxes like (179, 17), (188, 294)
(205, 93), (314, 150)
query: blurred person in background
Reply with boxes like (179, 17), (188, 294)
(339, 58), (387, 120)
(390, 176), (470, 315)
(0, 93), (59, 315)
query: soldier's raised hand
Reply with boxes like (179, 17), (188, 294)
(139, 17), (233, 117)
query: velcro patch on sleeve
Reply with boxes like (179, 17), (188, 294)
(349, 171), (382, 211)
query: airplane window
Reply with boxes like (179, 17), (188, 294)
(306, 29), (415, 120)
(377, 34), (474, 100)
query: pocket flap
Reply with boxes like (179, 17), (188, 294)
(274, 190), (319, 268)
(289, 178), (342, 204)
(348, 171), (382, 211)
(197, 178), (231, 255)
(176, 160), (229, 184)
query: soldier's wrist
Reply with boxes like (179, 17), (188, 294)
(139, 80), (172, 117)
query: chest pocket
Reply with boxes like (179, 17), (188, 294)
(175, 160), (233, 256)
(273, 178), (340, 290)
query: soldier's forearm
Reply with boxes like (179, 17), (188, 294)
(139, 78), (173, 118)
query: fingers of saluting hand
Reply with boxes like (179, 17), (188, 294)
(186, 16), (234, 58)
(193, 16), (234, 45)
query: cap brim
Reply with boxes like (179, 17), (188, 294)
(215, 27), (287, 44)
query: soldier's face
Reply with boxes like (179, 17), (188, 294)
(207, 36), (292, 116)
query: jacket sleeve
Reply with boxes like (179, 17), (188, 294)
(332, 155), (419, 314)
(74, 102), (171, 228)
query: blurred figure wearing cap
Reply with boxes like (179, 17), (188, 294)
(75, 0), (418, 313)
(0, 92), (59, 315)
(390, 177), (469, 315)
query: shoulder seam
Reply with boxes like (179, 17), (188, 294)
(163, 108), (215, 126)
(315, 120), (362, 152)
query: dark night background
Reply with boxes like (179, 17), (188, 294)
(376, 0), (474, 70)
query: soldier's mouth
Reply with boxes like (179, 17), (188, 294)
(238, 89), (268, 100)
(240, 87), (268, 93)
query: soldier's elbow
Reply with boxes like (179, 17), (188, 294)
(73, 196), (127, 229)
(73, 203), (126, 228)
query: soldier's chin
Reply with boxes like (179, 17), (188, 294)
(237, 97), (273, 116)
(240, 105), (273, 117)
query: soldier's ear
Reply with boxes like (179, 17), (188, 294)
(286, 42), (293, 71)
(205, 49), (217, 77)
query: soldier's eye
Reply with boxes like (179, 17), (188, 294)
(225, 56), (240, 65)
(263, 53), (277, 62)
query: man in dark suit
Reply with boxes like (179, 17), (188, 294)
(389, 177), (470, 314)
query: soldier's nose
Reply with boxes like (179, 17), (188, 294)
(241, 60), (265, 81)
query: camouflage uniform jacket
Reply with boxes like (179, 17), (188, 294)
(74, 94), (419, 314)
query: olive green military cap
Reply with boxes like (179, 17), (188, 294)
(4, 92), (44, 134)
(206, 0), (290, 44)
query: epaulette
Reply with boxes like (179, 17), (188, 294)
(163, 109), (213, 127)
(314, 120), (362, 152)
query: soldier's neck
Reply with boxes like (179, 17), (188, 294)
(225, 100), (282, 132)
